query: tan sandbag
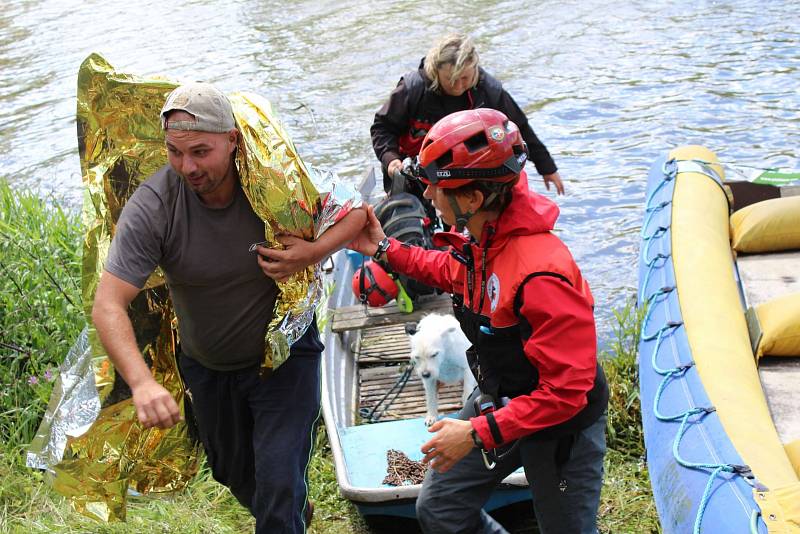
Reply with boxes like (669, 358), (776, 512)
(731, 196), (800, 253)
(755, 293), (800, 359)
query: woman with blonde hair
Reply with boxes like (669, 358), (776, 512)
(371, 33), (564, 200)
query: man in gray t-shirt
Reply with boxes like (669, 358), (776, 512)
(92, 82), (365, 533)
(105, 163), (279, 371)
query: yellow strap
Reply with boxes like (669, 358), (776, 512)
(754, 483), (800, 533)
(395, 281), (414, 313)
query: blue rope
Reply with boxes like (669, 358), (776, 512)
(750, 510), (762, 533)
(641, 298), (678, 342)
(640, 256), (667, 304)
(644, 161), (676, 208)
(653, 370), (698, 421)
(641, 199), (672, 237)
(638, 159), (765, 533)
(642, 227), (669, 264)
(639, 160), (675, 296)
(642, 319), (680, 346)
(673, 409), (729, 471)
(642, 224), (668, 245)
(645, 307), (737, 532)
(640, 284), (673, 323)
(647, 328), (674, 375)
(694, 465), (731, 534)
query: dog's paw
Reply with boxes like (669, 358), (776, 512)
(424, 415), (437, 427)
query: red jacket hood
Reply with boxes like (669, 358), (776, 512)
(432, 172), (559, 251)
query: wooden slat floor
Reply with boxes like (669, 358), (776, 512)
(357, 322), (467, 423)
(331, 293), (452, 333)
(355, 324), (412, 364)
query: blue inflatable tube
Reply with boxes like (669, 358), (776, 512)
(637, 151), (769, 534)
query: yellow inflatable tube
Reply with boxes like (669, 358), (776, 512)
(670, 145), (797, 491)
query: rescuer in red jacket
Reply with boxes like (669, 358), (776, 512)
(350, 108), (607, 534)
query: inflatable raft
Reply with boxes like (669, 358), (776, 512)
(637, 146), (800, 533)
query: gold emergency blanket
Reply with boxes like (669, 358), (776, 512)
(26, 53), (359, 521)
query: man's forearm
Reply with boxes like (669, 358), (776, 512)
(93, 304), (154, 388)
(92, 271), (182, 429)
(92, 273), (155, 389)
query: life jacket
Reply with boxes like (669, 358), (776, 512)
(398, 117), (435, 159)
(437, 229), (608, 439)
(396, 64), (504, 158)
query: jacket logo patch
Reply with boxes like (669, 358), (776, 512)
(488, 273), (500, 311)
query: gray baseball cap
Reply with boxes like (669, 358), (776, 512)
(160, 82), (236, 133)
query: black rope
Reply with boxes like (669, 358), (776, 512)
(359, 363), (415, 423)
(352, 349), (407, 360)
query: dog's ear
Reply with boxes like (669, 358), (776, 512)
(404, 322), (418, 336)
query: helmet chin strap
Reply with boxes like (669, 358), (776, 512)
(447, 194), (473, 233)
(446, 191), (498, 233)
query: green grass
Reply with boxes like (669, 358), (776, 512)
(598, 302), (661, 534)
(0, 180), (83, 455)
(0, 181), (658, 532)
(1, 426), (366, 534)
(0, 179), (368, 533)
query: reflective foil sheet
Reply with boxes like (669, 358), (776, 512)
(26, 328), (99, 471)
(231, 93), (361, 371)
(26, 52), (359, 521)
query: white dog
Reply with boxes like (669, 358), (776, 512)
(409, 313), (477, 427)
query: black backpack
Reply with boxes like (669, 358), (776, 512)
(373, 192), (437, 301)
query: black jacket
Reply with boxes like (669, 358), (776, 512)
(371, 59), (558, 189)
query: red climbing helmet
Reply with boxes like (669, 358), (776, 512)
(352, 260), (398, 307)
(416, 108), (527, 189)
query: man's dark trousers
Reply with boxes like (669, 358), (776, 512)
(179, 322), (323, 534)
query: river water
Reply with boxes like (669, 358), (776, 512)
(1, 0), (798, 340)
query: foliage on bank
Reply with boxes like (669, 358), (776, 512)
(599, 304), (661, 533)
(0, 182), (657, 533)
(0, 180), (83, 454)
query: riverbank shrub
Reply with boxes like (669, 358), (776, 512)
(602, 302), (646, 459)
(599, 301), (660, 533)
(0, 180), (83, 456)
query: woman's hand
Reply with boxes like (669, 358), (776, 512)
(387, 159), (404, 178)
(347, 205), (386, 257)
(420, 418), (475, 473)
(542, 172), (565, 195)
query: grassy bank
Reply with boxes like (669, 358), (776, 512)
(0, 181), (658, 533)
(598, 305), (660, 534)
(0, 181), (83, 457)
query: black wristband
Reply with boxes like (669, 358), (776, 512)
(373, 237), (390, 261)
(486, 412), (503, 445)
(470, 428), (484, 449)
